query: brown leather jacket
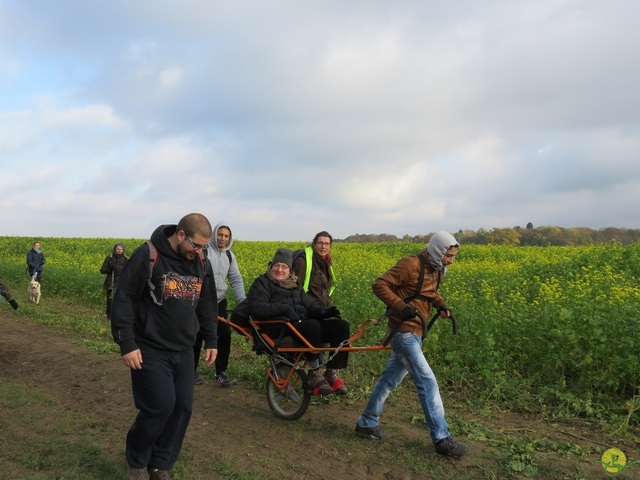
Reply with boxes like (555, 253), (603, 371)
(372, 251), (446, 338)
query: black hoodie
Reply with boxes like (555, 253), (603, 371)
(111, 225), (218, 356)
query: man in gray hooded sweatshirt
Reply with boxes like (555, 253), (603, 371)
(355, 231), (468, 457)
(193, 221), (246, 386)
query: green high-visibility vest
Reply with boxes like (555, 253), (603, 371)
(302, 246), (337, 296)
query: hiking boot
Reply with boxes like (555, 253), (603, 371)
(324, 369), (348, 395)
(306, 369), (334, 396)
(354, 423), (389, 440)
(148, 467), (173, 480)
(434, 436), (469, 457)
(194, 371), (203, 385)
(215, 371), (233, 387)
(126, 462), (150, 480)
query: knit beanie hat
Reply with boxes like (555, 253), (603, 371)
(270, 248), (293, 269)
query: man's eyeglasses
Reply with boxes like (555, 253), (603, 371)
(186, 235), (209, 252)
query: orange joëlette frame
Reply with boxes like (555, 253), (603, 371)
(219, 315), (391, 354)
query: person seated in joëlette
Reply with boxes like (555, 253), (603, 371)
(247, 248), (350, 395)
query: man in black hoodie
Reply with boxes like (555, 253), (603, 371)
(111, 213), (218, 480)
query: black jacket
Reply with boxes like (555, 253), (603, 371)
(26, 249), (45, 275)
(100, 253), (128, 290)
(248, 273), (321, 321)
(111, 225), (218, 356)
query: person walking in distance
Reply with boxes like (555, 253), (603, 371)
(100, 243), (128, 320)
(355, 231), (468, 458)
(193, 221), (246, 386)
(26, 241), (45, 284)
(111, 213), (219, 480)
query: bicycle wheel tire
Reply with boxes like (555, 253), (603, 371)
(266, 364), (311, 421)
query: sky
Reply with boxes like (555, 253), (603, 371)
(1, 0), (639, 241)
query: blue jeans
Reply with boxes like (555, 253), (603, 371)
(357, 331), (451, 442)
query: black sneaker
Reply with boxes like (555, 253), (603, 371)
(354, 423), (388, 440)
(215, 371), (233, 387)
(148, 467), (172, 480)
(434, 436), (469, 457)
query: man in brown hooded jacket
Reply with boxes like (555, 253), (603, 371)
(355, 231), (468, 458)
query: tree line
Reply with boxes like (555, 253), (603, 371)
(340, 224), (640, 246)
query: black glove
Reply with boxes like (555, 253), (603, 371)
(285, 307), (300, 323)
(9, 299), (19, 310)
(438, 305), (451, 317)
(400, 306), (418, 321)
(321, 306), (341, 319)
(312, 306), (341, 319)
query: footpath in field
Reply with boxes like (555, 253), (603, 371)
(0, 311), (632, 479)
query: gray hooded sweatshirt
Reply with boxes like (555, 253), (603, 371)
(426, 231), (460, 274)
(207, 221), (246, 304)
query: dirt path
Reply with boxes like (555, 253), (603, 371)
(0, 311), (630, 479)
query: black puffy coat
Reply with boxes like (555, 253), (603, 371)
(248, 273), (321, 321)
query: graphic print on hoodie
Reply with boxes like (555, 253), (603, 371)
(159, 271), (203, 304)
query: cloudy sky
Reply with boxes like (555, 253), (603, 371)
(1, 1), (638, 241)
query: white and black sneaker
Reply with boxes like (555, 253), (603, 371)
(215, 371), (233, 387)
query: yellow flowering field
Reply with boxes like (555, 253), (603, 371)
(1, 236), (638, 421)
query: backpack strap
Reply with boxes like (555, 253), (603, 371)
(402, 254), (427, 303)
(226, 250), (232, 264)
(146, 240), (162, 305)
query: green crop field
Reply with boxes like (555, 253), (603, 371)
(1, 236), (639, 427)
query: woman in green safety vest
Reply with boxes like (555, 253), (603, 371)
(292, 231), (347, 394)
(293, 231), (337, 307)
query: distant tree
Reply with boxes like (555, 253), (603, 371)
(456, 229), (478, 244)
(601, 227), (624, 243)
(475, 228), (489, 245)
(487, 228), (521, 245)
(565, 227), (594, 246)
(344, 225), (640, 245)
(519, 228), (547, 246)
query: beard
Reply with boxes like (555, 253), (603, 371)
(177, 242), (197, 261)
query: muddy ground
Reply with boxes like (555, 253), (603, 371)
(0, 311), (635, 479)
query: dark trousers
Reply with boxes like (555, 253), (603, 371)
(126, 349), (194, 470)
(194, 299), (230, 374)
(295, 318), (350, 369)
(106, 289), (113, 318)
